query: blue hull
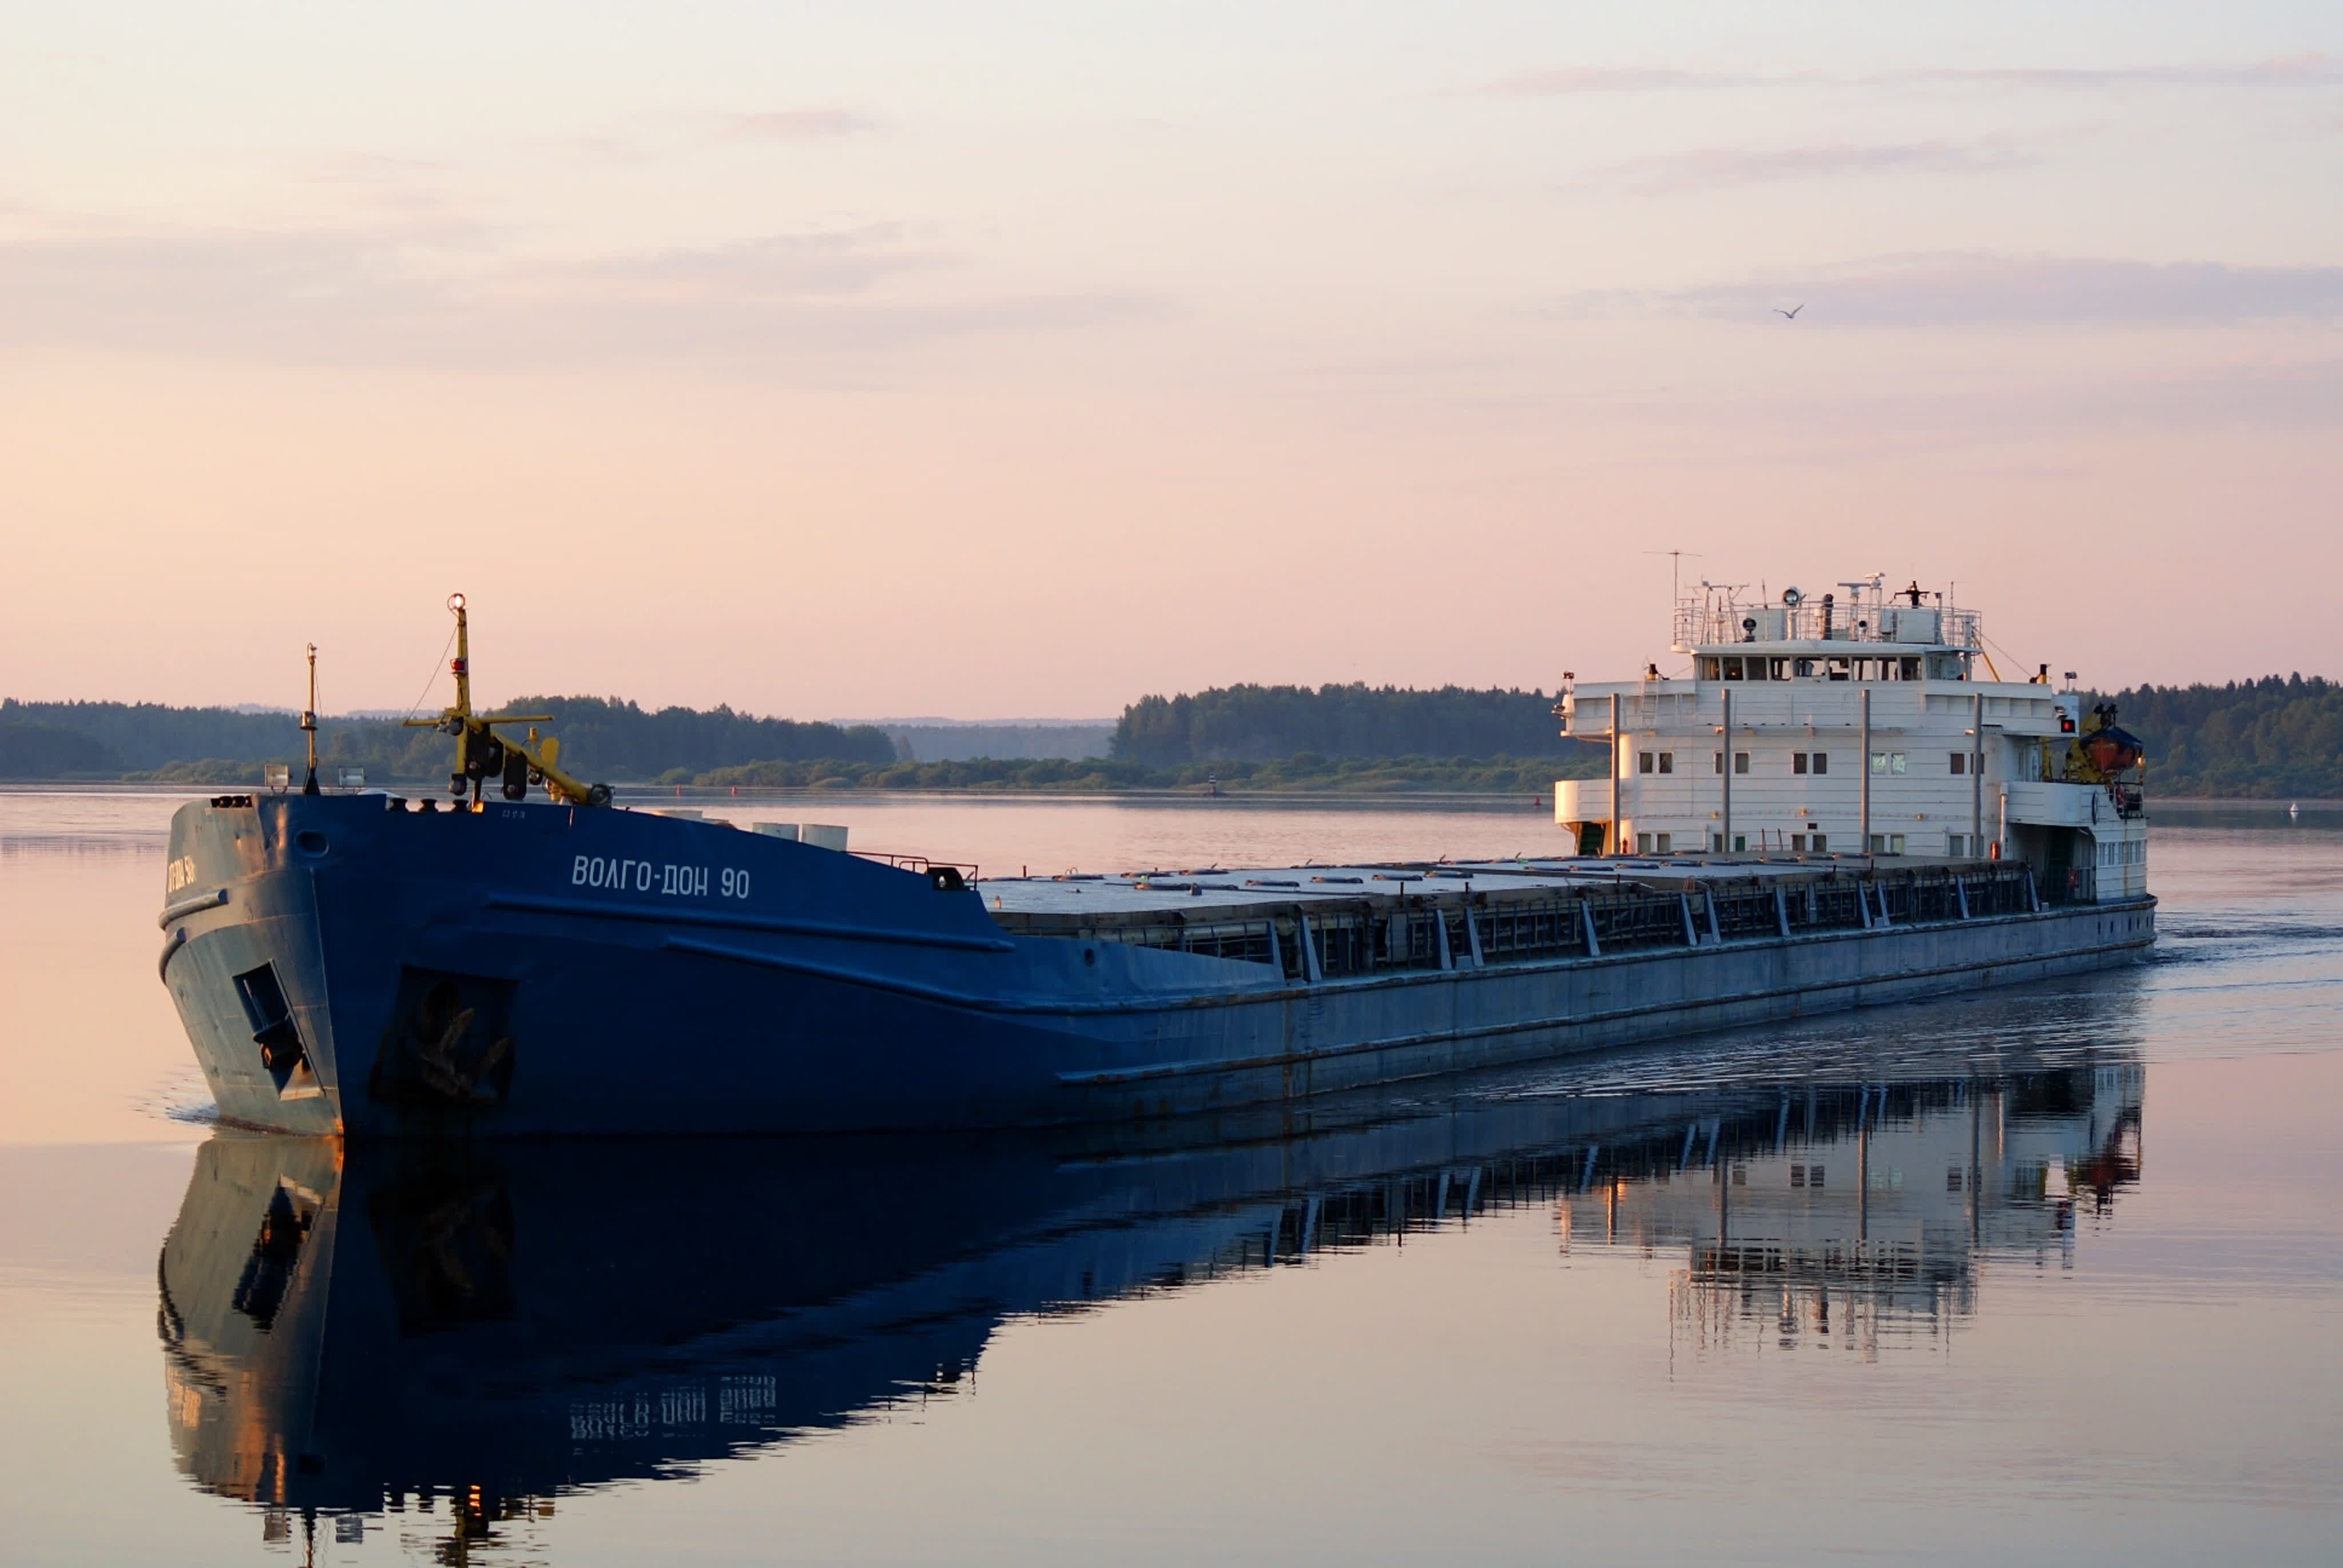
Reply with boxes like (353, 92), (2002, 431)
(159, 794), (2154, 1136)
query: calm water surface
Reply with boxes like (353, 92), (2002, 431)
(2, 790), (2338, 1564)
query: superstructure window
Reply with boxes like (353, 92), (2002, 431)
(1792, 752), (1829, 775)
(1870, 752), (1907, 776)
(1638, 752), (1654, 774)
(1657, 753), (1673, 774)
(1869, 833), (1907, 855)
(1734, 752), (1750, 774)
(1951, 753), (1967, 775)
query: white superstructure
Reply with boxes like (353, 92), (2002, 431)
(1555, 576), (2148, 904)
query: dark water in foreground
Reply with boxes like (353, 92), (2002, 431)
(1, 793), (2338, 1564)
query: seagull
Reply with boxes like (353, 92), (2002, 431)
(1774, 304), (1804, 320)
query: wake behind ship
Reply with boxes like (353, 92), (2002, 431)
(158, 580), (2155, 1136)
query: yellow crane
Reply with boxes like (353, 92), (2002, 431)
(403, 594), (612, 807)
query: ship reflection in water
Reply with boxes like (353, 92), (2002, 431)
(157, 1054), (2143, 1553)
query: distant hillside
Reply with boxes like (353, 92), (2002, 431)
(1113, 684), (1569, 765)
(0, 696), (894, 785)
(7, 676), (2338, 797)
(1, 700), (299, 770)
(0, 721), (128, 778)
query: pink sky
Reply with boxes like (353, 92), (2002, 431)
(3, 3), (2338, 718)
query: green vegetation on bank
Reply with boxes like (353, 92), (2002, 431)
(2104, 675), (2343, 798)
(5, 676), (2341, 798)
(1112, 683), (1570, 764)
(0, 696), (894, 782)
(689, 752), (1606, 794)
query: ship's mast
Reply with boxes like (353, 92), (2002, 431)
(300, 644), (320, 795)
(449, 593), (473, 719)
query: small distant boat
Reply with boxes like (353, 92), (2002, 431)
(2290, 802), (2301, 821)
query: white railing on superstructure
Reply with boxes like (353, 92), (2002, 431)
(1671, 580), (1981, 652)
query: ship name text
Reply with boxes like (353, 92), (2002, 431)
(571, 855), (750, 900)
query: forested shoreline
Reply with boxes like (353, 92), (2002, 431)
(2, 676), (2337, 797)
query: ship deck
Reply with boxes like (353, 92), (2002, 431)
(975, 854), (1985, 925)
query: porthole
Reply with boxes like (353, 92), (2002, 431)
(294, 830), (329, 858)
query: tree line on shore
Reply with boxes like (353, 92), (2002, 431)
(2, 676), (2339, 797)
(0, 695), (894, 785)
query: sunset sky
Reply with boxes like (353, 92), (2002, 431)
(4, 2), (2338, 718)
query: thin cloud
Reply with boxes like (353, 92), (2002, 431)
(1903, 53), (2337, 88)
(1487, 66), (1770, 95)
(721, 109), (880, 141)
(1487, 53), (2339, 95)
(538, 227), (946, 301)
(1559, 254), (2343, 326)
(1613, 140), (2030, 192)
(0, 225), (1170, 373)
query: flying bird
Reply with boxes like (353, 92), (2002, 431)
(1774, 304), (1804, 320)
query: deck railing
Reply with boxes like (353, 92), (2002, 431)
(1006, 863), (2055, 978)
(1673, 594), (1982, 652)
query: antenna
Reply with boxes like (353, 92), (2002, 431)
(300, 644), (320, 796)
(1643, 549), (1703, 603)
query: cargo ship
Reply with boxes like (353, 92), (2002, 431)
(157, 581), (2154, 1136)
